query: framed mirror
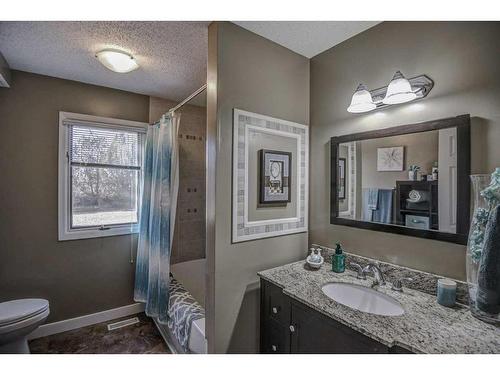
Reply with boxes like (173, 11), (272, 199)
(330, 115), (470, 244)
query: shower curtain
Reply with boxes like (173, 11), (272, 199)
(134, 113), (180, 323)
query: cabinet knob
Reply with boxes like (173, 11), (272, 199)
(289, 325), (295, 333)
(271, 345), (277, 352)
(272, 307), (278, 314)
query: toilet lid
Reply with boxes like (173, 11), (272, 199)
(0, 299), (49, 326)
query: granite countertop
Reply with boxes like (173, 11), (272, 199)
(258, 261), (500, 354)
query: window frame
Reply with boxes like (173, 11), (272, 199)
(58, 111), (148, 241)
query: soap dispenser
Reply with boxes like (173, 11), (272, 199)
(332, 243), (346, 273)
(309, 247), (320, 263)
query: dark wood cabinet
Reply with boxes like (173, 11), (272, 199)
(262, 319), (290, 353)
(262, 278), (290, 326)
(260, 279), (404, 354)
(290, 301), (387, 353)
(395, 180), (439, 230)
(260, 279), (290, 353)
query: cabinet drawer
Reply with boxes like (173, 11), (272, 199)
(405, 214), (429, 229)
(262, 320), (290, 354)
(261, 279), (290, 325)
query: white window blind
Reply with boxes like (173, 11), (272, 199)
(68, 123), (143, 229)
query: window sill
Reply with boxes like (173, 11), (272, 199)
(58, 225), (139, 241)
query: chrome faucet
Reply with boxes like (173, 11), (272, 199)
(363, 263), (386, 287)
(350, 263), (367, 280)
(391, 277), (413, 292)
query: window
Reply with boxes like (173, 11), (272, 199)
(58, 112), (147, 240)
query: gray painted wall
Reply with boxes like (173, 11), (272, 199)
(0, 70), (149, 322)
(211, 22), (310, 353)
(310, 22), (500, 280)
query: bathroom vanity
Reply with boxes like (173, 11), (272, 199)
(260, 279), (396, 353)
(258, 254), (500, 354)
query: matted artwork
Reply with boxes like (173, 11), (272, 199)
(377, 146), (404, 171)
(259, 149), (291, 204)
(338, 157), (346, 200)
(232, 109), (308, 243)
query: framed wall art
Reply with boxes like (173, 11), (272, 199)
(259, 149), (291, 204)
(232, 109), (308, 243)
(377, 146), (404, 171)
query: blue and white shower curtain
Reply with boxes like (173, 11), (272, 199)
(134, 113), (180, 323)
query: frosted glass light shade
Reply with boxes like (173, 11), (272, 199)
(347, 84), (376, 113)
(96, 49), (139, 73)
(382, 71), (417, 105)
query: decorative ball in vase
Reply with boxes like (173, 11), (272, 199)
(466, 168), (500, 324)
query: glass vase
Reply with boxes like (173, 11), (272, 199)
(466, 174), (500, 324)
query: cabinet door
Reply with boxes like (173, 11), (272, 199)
(260, 279), (291, 353)
(290, 301), (388, 354)
(261, 320), (290, 354)
(261, 279), (290, 326)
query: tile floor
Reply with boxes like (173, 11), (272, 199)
(29, 313), (170, 354)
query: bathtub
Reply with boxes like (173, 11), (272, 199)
(171, 258), (206, 308)
(155, 258), (206, 354)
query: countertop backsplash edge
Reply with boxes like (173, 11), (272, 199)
(311, 243), (469, 305)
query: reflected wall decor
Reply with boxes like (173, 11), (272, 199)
(377, 146), (404, 171)
(338, 157), (346, 199)
(232, 109), (308, 243)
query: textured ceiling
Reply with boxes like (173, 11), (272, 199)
(0, 21), (209, 103)
(233, 21), (380, 58)
(0, 21), (380, 104)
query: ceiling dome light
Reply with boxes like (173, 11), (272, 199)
(382, 71), (417, 105)
(347, 84), (376, 113)
(95, 49), (139, 73)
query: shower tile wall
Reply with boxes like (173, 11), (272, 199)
(149, 97), (206, 263)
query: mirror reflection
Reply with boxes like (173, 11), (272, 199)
(337, 128), (458, 233)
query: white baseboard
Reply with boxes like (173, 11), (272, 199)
(28, 302), (145, 340)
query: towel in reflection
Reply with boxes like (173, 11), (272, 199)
(367, 188), (379, 210)
(362, 188), (393, 224)
(372, 189), (393, 224)
(407, 189), (430, 203)
(362, 188), (374, 221)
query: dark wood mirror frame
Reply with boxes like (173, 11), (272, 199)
(330, 114), (471, 245)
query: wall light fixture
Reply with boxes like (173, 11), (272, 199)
(347, 71), (433, 114)
(347, 84), (376, 113)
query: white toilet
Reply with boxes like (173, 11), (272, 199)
(0, 299), (49, 354)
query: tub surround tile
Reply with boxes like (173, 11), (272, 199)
(258, 261), (499, 354)
(177, 238), (206, 262)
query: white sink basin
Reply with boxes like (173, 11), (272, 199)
(321, 282), (404, 316)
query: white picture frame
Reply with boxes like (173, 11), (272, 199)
(232, 109), (309, 243)
(377, 146), (404, 171)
